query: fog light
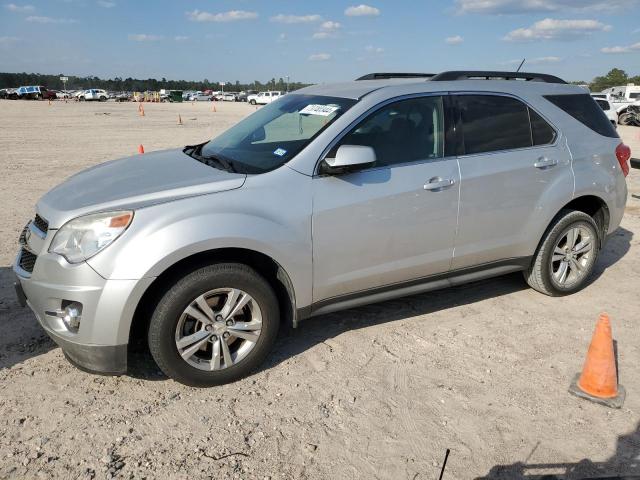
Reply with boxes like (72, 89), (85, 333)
(46, 301), (83, 332)
(62, 302), (82, 331)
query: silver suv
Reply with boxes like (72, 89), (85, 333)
(14, 71), (630, 386)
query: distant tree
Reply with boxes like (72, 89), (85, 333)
(590, 68), (629, 91)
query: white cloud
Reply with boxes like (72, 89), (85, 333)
(345, 4), (380, 16)
(601, 42), (640, 53)
(186, 10), (258, 22)
(365, 45), (384, 53)
(0, 35), (19, 46)
(270, 14), (322, 23)
(504, 18), (610, 42)
(313, 20), (342, 39)
(97, 0), (115, 7)
(455, 0), (638, 14)
(25, 15), (77, 24)
(445, 35), (464, 45)
(529, 55), (562, 63)
(321, 21), (341, 31)
(309, 53), (331, 61)
(174, 35), (189, 41)
(4, 3), (34, 12)
(128, 33), (162, 41)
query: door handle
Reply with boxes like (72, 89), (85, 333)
(423, 177), (455, 191)
(534, 157), (558, 169)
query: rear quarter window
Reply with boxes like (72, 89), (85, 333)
(544, 94), (618, 138)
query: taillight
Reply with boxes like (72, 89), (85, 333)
(616, 143), (631, 177)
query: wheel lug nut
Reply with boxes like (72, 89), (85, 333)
(226, 319), (234, 326)
(211, 335), (218, 341)
(222, 332), (230, 339)
(215, 315), (223, 322)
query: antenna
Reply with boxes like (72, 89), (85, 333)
(516, 59), (526, 72)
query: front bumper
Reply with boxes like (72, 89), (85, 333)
(14, 249), (154, 375)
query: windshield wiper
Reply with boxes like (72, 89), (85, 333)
(201, 154), (237, 173)
(183, 143), (238, 173)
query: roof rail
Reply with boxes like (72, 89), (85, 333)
(430, 70), (567, 84)
(356, 72), (435, 81)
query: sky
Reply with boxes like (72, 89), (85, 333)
(0, 0), (639, 84)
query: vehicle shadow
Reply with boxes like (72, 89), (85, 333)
(590, 226), (633, 282)
(0, 266), (55, 371)
(473, 421), (640, 479)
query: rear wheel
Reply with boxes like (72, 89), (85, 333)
(524, 210), (599, 296)
(148, 263), (280, 387)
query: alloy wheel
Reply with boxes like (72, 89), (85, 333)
(550, 226), (594, 287)
(174, 288), (263, 371)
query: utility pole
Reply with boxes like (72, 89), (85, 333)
(286, 75), (290, 93)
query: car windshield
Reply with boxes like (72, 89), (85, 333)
(199, 94), (356, 174)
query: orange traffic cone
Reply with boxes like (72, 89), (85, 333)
(139, 104), (145, 117)
(569, 313), (625, 408)
(138, 144), (145, 154)
(211, 103), (216, 112)
(177, 114), (183, 125)
(48, 99), (52, 106)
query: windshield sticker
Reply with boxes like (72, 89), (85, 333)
(299, 104), (340, 116)
(273, 148), (287, 157)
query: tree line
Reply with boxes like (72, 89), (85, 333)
(0, 72), (311, 93)
(570, 68), (639, 91)
(1, 68), (638, 93)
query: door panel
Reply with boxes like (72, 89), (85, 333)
(452, 94), (573, 269)
(312, 159), (460, 302)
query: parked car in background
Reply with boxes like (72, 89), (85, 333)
(221, 92), (238, 102)
(0, 88), (13, 99)
(13, 70), (629, 387)
(14, 86), (55, 100)
(56, 90), (72, 99)
(188, 92), (211, 101)
(248, 91), (282, 105)
(592, 95), (618, 127)
(236, 90), (257, 102)
(77, 89), (108, 101)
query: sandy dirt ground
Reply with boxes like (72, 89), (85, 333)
(0, 99), (639, 480)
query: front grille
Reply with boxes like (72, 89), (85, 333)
(19, 248), (37, 273)
(33, 214), (49, 234)
(19, 225), (28, 245)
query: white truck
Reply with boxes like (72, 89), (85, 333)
(602, 84), (640, 120)
(247, 91), (283, 105)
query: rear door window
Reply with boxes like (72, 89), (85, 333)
(544, 94), (618, 138)
(457, 95), (532, 155)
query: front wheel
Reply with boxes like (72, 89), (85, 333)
(148, 263), (280, 387)
(524, 210), (599, 296)
(618, 113), (633, 125)
(250, 99), (256, 105)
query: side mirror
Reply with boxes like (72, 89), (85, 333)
(319, 145), (376, 175)
(250, 126), (266, 142)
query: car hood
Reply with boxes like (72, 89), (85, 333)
(37, 148), (246, 228)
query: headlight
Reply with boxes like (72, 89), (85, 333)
(49, 211), (133, 263)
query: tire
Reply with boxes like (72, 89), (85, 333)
(250, 99), (256, 105)
(148, 263), (280, 387)
(618, 113), (633, 125)
(524, 210), (600, 296)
